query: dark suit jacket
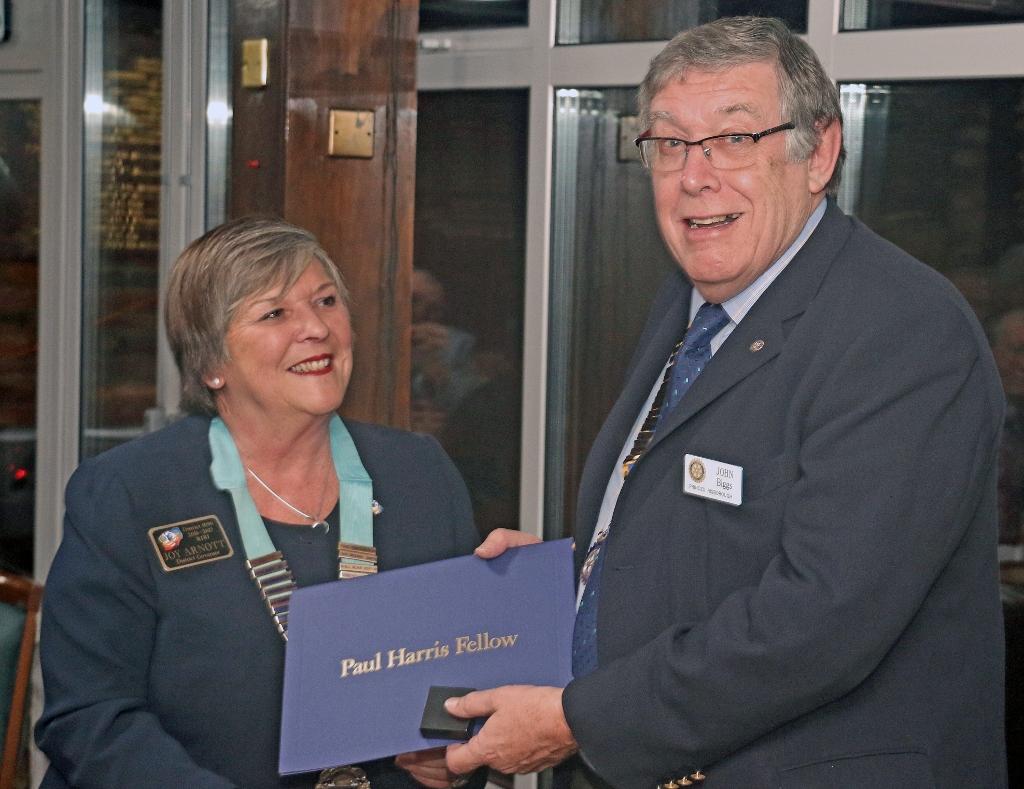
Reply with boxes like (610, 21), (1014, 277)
(561, 202), (1008, 788)
(35, 415), (481, 789)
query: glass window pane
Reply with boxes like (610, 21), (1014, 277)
(546, 87), (674, 537)
(205, 0), (231, 229)
(420, 0), (528, 31)
(557, 1), (806, 45)
(0, 100), (40, 576)
(838, 79), (1024, 575)
(841, 0), (1024, 30)
(81, 0), (162, 458)
(413, 90), (527, 538)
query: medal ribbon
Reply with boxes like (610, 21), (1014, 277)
(209, 415), (377, 640)
(329, 416), (375, 577)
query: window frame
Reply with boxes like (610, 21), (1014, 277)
(416, 2), (1024, 561)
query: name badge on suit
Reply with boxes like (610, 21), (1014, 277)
(683, 454), (743, 506)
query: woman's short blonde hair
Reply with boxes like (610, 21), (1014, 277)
(165, 217), (349, 415)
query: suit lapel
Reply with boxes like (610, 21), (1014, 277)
(649, 304), (784, 445)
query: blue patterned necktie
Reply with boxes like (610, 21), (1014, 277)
(659, 302), (730, 421)
(571, 302), (729, 678)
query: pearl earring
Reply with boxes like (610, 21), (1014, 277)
(210, 377), (222, 388)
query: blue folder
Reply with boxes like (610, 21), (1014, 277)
(279, 538), (575, 775)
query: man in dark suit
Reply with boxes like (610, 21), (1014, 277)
(446, 16), (1007, 788)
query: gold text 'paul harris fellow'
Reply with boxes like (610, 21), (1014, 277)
(339, 632), (520, 678)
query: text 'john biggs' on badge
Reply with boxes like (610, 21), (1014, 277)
(683, 454), (743, 506)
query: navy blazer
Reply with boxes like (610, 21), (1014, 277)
(562, 202), (1008, 788)
(36, 416), (481, 789)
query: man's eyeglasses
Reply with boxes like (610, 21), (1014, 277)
(635, 122), (795, 172)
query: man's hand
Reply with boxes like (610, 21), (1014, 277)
(444, 685), (577, 775)
(395, 747), (463, 788)
(474, 528), (542, 559)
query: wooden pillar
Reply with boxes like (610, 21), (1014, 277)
(230, 0), (417, 428)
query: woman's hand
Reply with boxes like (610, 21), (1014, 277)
(474, 528), (542, 560)
(395, 747), (466, 788)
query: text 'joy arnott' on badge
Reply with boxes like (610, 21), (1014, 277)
(148, 515), (234, 572)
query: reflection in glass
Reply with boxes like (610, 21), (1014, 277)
(840, 80), (1024, 564)
(546, 88), (676, 538)
(206, 0), (231, 228)
(557, 0), (806, 45)
(413, 90), (527, 538)
(81, 0), (162, 459)
(841, 0), (1024, 30)
(420, 0), (528, 31)
(0, 100), (40, 575)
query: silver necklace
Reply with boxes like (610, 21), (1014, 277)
(246, 466), (331, 532)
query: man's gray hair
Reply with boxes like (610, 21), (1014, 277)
(165, 216), (349, 415)
(638, 16), (845, 195)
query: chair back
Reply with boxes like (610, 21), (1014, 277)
(0, 573), (42, 789)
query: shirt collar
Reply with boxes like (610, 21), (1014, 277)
(689, 197), (828, 323)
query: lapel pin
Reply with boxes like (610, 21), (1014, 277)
(371, 500), (383, 516)
(749, 339), (765, 352)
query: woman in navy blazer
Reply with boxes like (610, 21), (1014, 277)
(36, 218), (482, 789)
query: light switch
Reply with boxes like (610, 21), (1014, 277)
(328, 110), (374, 158)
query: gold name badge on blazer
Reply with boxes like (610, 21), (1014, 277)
(148, 515), (234, 572)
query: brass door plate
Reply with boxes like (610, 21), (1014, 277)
(242, 39), (268, 88)
(328, 110), (374, 158)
